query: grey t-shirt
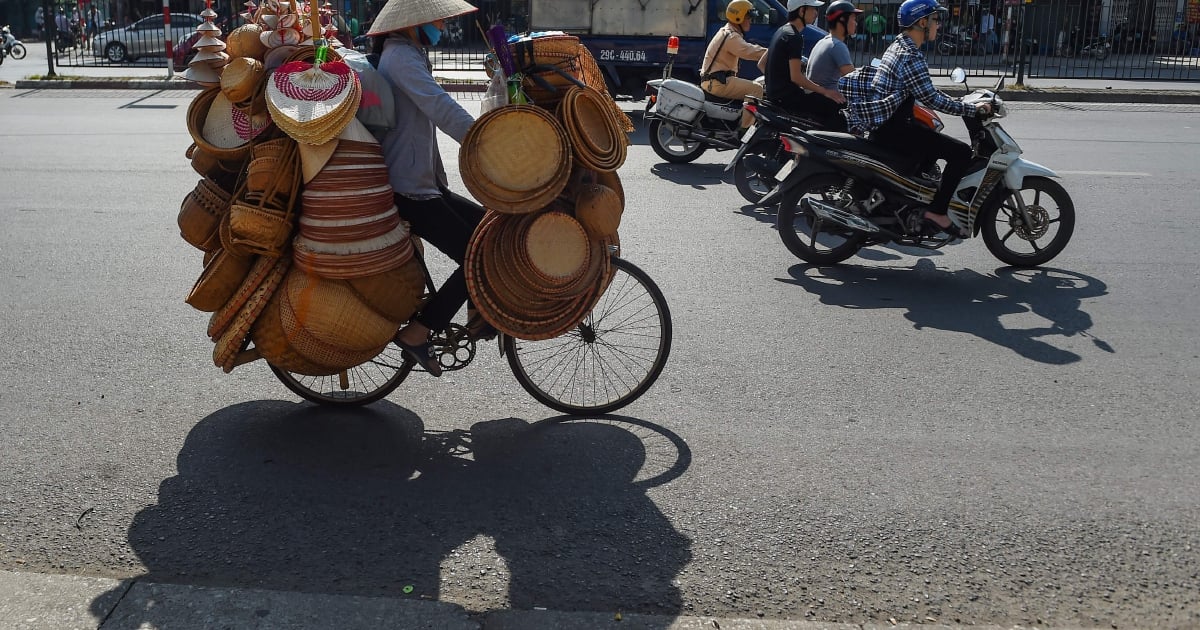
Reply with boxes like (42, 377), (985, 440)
(806, 34), (852, 92)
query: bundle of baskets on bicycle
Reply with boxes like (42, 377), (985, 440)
(175, 14), (671, 414)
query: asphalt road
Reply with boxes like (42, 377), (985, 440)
(0, 88), (1198, 629)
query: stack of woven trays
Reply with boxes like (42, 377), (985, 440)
(177, 39), (424, 376)
(461, 86), (628, 341)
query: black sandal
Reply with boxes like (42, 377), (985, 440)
(920, 216), (966, 239)
(393, 337), (443, 377)
(466, 308), (498, 341)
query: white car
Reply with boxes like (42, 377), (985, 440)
(92, 13), (203, 63)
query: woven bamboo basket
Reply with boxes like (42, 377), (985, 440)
(186, 249), (256, 312)
(276, 267), (397, 371)
(178, 177), (232, 252)
(459, 105), (571, 214)
(572, 183), (623, 238)
(211, 255), (290, 372)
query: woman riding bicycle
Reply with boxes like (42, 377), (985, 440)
(369, 0), (494, 377)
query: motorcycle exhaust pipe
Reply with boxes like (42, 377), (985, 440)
(676, 127), (741, 150)
(802, 198), (883, 234)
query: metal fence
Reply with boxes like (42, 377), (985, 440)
(51, 0), (1200, 81)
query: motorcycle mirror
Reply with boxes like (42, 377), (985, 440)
(950, 67), (967, 84)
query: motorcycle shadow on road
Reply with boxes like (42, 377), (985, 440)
(649, 162), (732, 190)
(780, 260), (1114, 364)
(92, 401), (692, 625)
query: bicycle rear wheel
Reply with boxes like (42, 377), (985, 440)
(270, 344), (413, 406)
(504, 257), (672, 415)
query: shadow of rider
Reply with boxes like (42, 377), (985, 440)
(781, 259), (1112, 364)
(90, 401), (691, 624)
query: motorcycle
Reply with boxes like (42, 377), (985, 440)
(937, 29), (976, 55)
(729, 95), (944, 206)
(1065, 27), (1108, 60)
(725, 97), (829, 204)
(1, 25), (26, 61)
(766, 68), (1075, 267)
(642, 41), (753, 164)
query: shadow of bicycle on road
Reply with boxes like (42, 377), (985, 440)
(91, 401), (692, 626)
(780, 260), (1113, 364)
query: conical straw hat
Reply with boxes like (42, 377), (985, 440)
(366, 0), (477, 36)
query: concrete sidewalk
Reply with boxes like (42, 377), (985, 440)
(2, 569), (1094, 630)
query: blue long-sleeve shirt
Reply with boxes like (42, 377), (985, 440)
(841, 34), (973, 135)
(378, 35), (475, 199)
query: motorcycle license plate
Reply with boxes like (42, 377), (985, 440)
(775, 158), (796, 181)
(740, 125), (758, 144)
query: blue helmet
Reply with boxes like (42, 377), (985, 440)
(897, 0), (946, 28)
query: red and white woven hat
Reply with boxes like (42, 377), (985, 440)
(203, 91), (272, 148)
(266, 60), (361, 145)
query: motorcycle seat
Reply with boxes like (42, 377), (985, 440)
(703, 92), (744, 107)
(807, 131), (915, 167)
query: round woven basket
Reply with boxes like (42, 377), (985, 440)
(573, 183), (623, 238)
(523, 212), (590, 281)
(460, 105), (572, 214)
(344, 256), (426, 324)
(251, 288), (343, 376)
(559, 86), (627, 172)
(187, 143), (244, 190)
(277, 267), (397, 370)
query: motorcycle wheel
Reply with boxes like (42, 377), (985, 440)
(10, 43), (26, 60)
(733, 136), (783, 206)
(776, 173), (867, 264)
(648, 119), (707, 163)
(979, 176), (1075, 267)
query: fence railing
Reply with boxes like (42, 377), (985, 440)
(52, 1), (1200, 83)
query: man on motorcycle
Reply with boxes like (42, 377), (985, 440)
(764, 0), (845, 127)
(803, 0), (863, 128)
(700, 0), (769, 130)
(841, 0), (990, 237)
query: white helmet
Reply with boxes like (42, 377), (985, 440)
(788, 0), (825, 10)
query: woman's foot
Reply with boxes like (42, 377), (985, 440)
(393, 324), (442, 377)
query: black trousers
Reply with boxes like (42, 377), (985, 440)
(393, 189), (484, 332)
(870, 113), (972, 215)
(775, 91), (847, 131)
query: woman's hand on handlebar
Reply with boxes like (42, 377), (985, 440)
(975, 102), (993, 117)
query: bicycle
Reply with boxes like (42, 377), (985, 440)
(269, 245), (672, 415)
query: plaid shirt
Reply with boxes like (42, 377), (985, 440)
(840, 34), (973, 135)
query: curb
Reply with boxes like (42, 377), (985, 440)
(1, 569), (1097, 630)
(5, 77), (1199, 103)
(8, 78), (491, 92)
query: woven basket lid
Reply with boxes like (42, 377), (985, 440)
(460, 105), (571, 213)
(280, 267), (397, 360)
(523, 212), (589, 280)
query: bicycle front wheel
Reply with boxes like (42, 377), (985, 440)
(270, 344), (413, 407)
(505, 257), (672, 415)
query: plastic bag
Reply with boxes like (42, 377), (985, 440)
(481, 65), (509, 113)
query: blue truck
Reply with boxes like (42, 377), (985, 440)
(528, 0), (824, 98)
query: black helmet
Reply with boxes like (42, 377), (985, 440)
(826, 0), (864, 22)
